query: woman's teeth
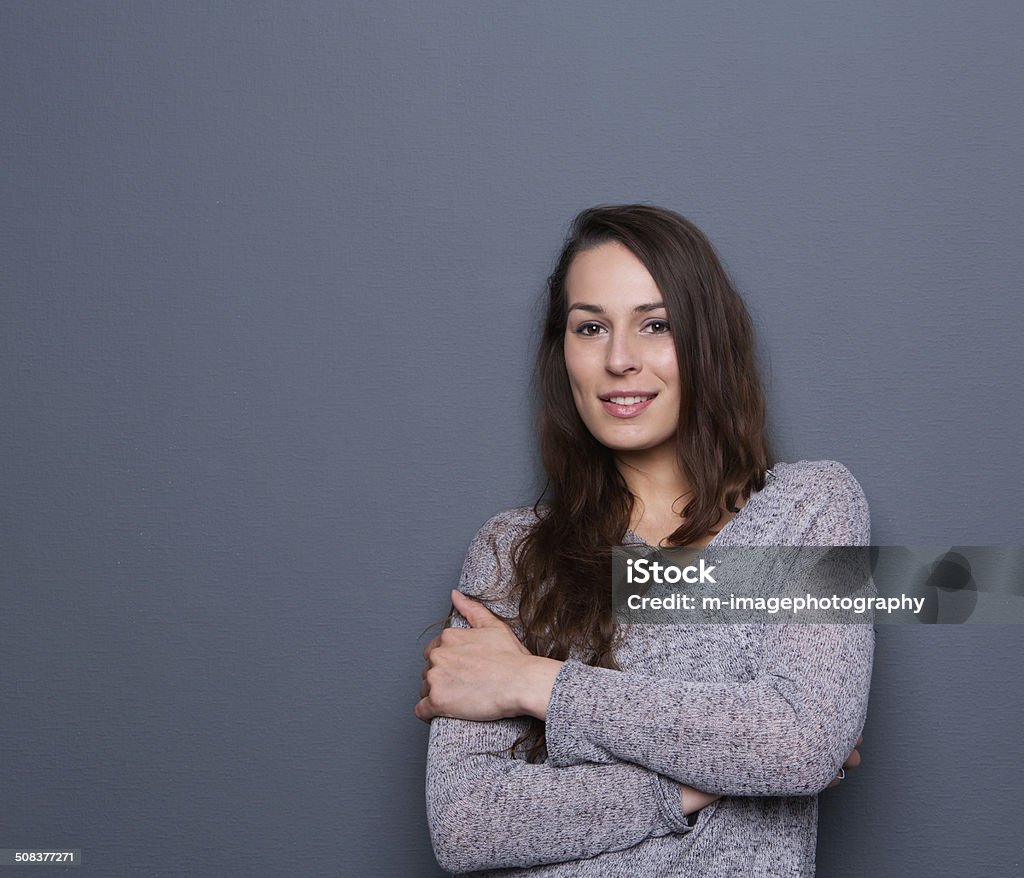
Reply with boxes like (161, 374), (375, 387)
(608, 396), (650, 405)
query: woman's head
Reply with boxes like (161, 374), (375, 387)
(537, 204), (771, 516)
(560, 238), (682, 460)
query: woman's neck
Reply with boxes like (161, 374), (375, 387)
(614, 444), (739, 547)
(614, 445), (692, 535)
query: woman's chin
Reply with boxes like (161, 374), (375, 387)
(598, 436), (676, 456)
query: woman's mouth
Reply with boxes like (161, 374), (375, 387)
(599, 393), (657, 418)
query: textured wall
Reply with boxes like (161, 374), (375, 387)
(2, 1), (1022, 875)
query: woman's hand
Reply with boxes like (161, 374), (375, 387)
(680, 785), (721, 816)
(415, 590), (563, 723)
(827, 734), (863, 788)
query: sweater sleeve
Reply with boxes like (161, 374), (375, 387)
(544, 462), (875, 798)
(425, 512), (694, 875)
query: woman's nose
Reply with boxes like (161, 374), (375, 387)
(605, 331), (640, 375)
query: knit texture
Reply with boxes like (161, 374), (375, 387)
(426, 460), (873, 876)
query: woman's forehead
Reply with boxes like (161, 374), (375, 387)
(565, 242), (661, 308)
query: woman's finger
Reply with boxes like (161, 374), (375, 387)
(451, 589), (506, 629)
(423, 634), (442, 661)
(414, 697), (436, 723)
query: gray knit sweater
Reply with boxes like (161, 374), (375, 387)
(426, 460), (873, 876)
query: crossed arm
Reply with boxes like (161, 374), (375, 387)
(418, 484), (872, 872)
(419, 589), (866, 775)
(420, 589), (867, 873)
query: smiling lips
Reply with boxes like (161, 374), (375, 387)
(599, 392), (658, 418)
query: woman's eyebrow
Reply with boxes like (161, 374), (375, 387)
(567, 301), (666, 314)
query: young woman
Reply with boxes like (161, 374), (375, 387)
(415, 205), (871, 876)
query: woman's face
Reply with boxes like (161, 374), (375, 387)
(562, 241), (681, 457)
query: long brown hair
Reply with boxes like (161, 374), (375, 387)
(508, 204), (773, 760)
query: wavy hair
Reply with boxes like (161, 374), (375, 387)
(505, 204), (773, 761)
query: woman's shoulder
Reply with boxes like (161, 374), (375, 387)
(472, 505), (546, 540)
(768, 459), (865, 497)
(760, 459), (870, 544)
(456, 506), (546, 607)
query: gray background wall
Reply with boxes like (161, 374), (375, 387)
(2, 1), (1021, 875)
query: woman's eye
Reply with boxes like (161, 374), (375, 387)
(575, 322), (605, 336)
(644, 320), (671, 334)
